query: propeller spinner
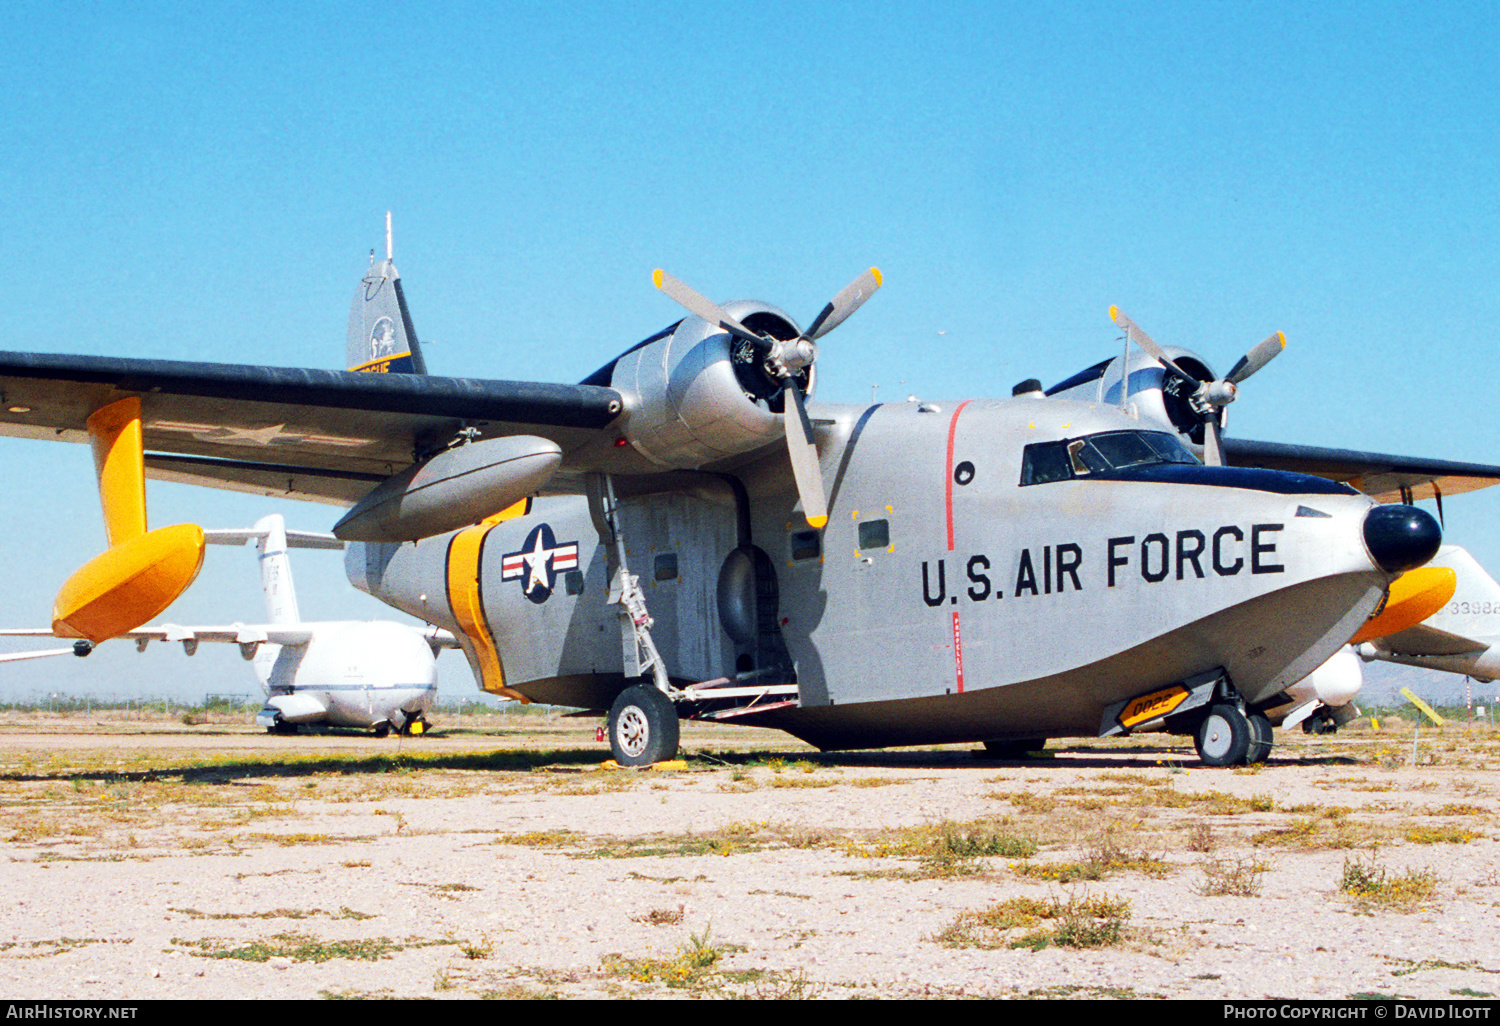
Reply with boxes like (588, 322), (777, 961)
(1109, 306), (1285, 467)
(654, 268), (883, 528)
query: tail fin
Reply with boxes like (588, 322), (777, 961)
(346, 212), (429, 375)
(204, 516), (344, 626)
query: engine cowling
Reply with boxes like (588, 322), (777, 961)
(607, 301), (811, 469)
(1046, 346), (1220, 451)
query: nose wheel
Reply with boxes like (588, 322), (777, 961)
(1195, 704), (1251, 767)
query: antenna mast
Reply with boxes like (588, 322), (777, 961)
(385, 211), (393, 262)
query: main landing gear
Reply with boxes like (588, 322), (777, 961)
(608, 683), (680, 767)
(1194, 703), (1272, 767)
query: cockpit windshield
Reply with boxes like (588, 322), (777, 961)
(1021, 430), (1198, 486)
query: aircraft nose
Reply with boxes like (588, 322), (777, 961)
(1362, 503), (1442, 574)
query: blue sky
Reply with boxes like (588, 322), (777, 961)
(2, 2), (1498, 703)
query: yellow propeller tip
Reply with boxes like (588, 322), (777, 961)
(1277, 331), (1287, 349)
(870, 267), (883, 286)
(652, 269), (664, 289)
(806, 515), (829, 530)
(1108, 304), (1120, 323)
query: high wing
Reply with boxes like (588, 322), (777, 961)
(0, 351), (625, 505)
(1223, 438), (1500, 503)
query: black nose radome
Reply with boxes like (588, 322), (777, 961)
(1363, 504), (1442, 574)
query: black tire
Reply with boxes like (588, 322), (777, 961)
(1246, 712), (1273, 764)
(373, 722), (391, 739)
(608, 684), (680, 767)
(1195, 704), (1251, 767)
(269, 719), (298, 736)
(982, 738), (1045, 759)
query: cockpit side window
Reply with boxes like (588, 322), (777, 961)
(1087, 431), (1167, 469)
(1139, 431), (1199, 464)
(1020, 441), (1074, 486)
(1067, 439), (1110, 475)
(1020, 430), (1199, 486)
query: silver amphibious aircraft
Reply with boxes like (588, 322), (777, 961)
(2, 514), (455, 735)
(1, 226), (1497, 767)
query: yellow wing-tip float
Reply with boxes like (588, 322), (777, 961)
(5, 221), (1500, 769)
(10, 513), (459, 737)
(52, 397), (204, 642)
(1348, 565), (1457, 645)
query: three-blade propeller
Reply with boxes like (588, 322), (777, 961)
(654, 268), (883, 527)
(1109, 306), (1285, 467)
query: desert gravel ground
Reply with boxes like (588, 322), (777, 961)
(0, 710), (1497, 1000)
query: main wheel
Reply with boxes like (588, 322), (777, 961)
(1195, 704), (1251, 767)
(1246, 712), (1273, 764)
(608, 684), (680, 767)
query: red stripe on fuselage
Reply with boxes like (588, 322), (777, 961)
(945, 400), (974, 552)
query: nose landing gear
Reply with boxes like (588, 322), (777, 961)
(1194, 703), (1273, 766)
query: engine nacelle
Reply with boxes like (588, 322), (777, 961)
(607, 301), (808, 469)
(1045, 347), (1220, 451)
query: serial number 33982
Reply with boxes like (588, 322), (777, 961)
(1451, 602), (1500, 616)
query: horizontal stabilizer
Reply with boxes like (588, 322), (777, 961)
(204, 526), (343, 549)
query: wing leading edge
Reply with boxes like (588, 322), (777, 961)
(1224, 438), (1500, 503)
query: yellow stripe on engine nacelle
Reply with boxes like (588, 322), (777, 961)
(444, 498), (532, 701)
(87, 397), (147, 547)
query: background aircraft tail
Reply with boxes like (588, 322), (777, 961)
(205, 515), (344, 626)
(345, 212), (429, 375)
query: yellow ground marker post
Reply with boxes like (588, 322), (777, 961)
(1400, 688), (1445, 727)
(1401, 687), (1445, 766)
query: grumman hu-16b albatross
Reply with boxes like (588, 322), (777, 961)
(0, 514), (458, 735)
(0, 231), (1496, 767)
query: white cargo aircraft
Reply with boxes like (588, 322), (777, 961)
(2, 514), (458, 736)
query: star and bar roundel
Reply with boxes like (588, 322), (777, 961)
(500, 524), (580, 604)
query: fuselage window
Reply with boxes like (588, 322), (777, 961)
(857, 518), (890, 551)
(790, 529), (822, 561)
(654, 552), (679, 581)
